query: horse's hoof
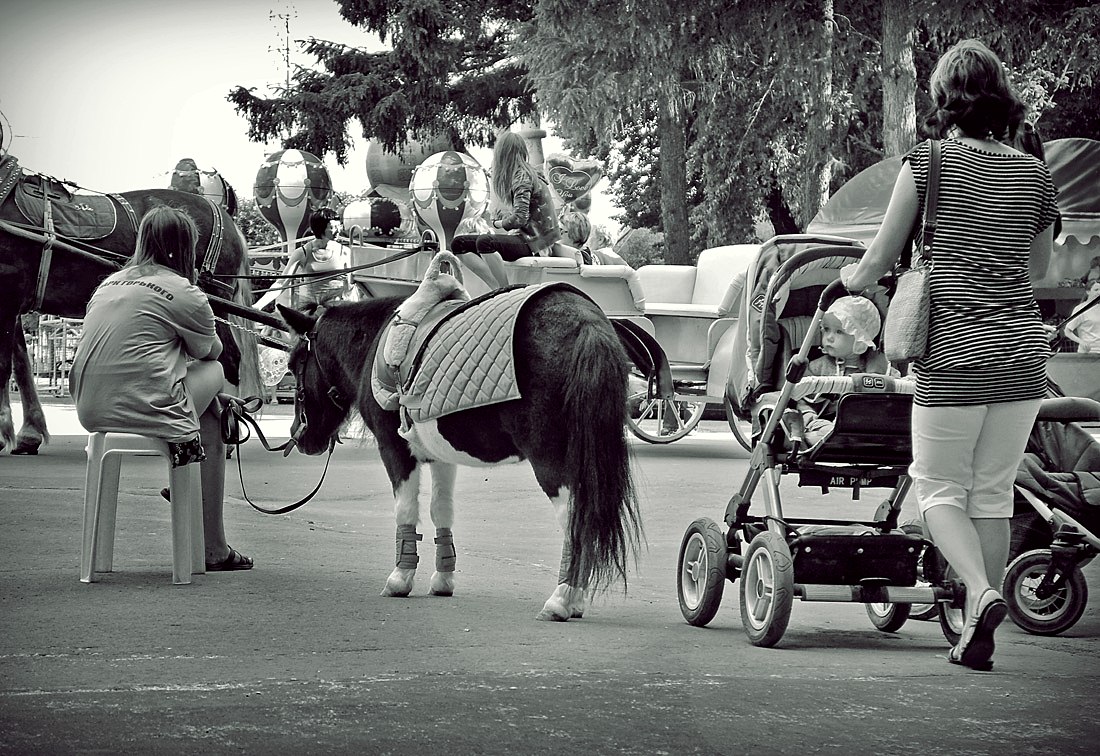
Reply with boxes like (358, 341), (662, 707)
(535, 608), (570, 622)
(11, 443), (40, 455)
(429, 572), (455, 596)
(382, 568), (415, 597)
(571, 609), (584, 619)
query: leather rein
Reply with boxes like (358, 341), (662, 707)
(222, 321), (350, 516)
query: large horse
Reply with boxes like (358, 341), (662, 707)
(277, 285), (643, 621)
(0, 159), (260, 454)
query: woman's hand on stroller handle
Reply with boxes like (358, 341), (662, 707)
(838, 263), (888, 300)
(820, 279), (851, 311)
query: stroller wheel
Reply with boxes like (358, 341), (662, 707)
(739, 531), (794, 647)
(1003, 549), (1089, 636)
(900, 520), (938, 621)
(936, 563), (965, 646)
(677, 518), (727, 627)
(866, 600), (911, 633)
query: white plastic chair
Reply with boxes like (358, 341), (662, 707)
(79, 432), (205, 585)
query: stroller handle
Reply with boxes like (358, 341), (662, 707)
(818, 279), (852, 312)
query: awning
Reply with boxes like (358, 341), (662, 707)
(1046, 138), (1100, 245)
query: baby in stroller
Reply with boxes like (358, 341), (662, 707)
(790, 295), (899, 448)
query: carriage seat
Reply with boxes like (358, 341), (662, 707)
(635, 245), (757, 364)
(506, 258), (647, 318)
(637, 244), (756, 318)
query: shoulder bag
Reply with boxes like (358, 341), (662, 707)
(883, 139), (941, 363)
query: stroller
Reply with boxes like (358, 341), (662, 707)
(1004, 396), (1100, 635)
(677, 241), (961, 647)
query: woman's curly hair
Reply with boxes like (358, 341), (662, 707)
(921, 39), (1026, 142)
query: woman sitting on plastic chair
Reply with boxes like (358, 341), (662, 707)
(69, 206), (253, 571)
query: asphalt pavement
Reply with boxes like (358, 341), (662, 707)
(2, 397), (1099, 754)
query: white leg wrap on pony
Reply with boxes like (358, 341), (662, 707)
(429, 527), (457, 596)
(381, 523), (421, 597)
(428, 461), (457, 596)
(536, 490), (586, 621)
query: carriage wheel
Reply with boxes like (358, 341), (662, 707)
(677, 518), (727, 627)
(722, 394), (753, 452)
(740, 531), (794, 647)
(1003, 549), (1088, 636)
(626, 378), (705, 444)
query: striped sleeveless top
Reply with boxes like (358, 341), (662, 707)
(907, 138), (1059, 406)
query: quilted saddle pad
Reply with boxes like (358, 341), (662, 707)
(400, 283), (585, 423)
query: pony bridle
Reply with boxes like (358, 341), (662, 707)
(293, 330), (348, 453)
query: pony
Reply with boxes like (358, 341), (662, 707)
(0, 165), (260, 454)
(276, 283), (643, 621)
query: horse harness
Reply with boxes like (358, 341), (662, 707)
(0, 155), (232, 308)
(298, 312), (353, 434)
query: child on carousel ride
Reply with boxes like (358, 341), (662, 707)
(451, 131), (562, 289)
(792, 295), (898, 447)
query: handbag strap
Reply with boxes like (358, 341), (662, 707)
(917, 139), (941, 264)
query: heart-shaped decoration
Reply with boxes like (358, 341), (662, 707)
(544, 153), (604, 205)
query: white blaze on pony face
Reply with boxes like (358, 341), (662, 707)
(402, 420), (523, 466)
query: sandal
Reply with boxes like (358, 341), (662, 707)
(947, 588), (1006, 671)
(947, 643), (994, 672)
(206, 547), (254, 572)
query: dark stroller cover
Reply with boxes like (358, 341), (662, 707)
(1013, 418), (1100, 555)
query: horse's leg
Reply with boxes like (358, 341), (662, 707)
(382, 464), (423, 597)
(427, 462), (457, 597)
(0, 310), (18, 453)
(11, 326), (48, 454)
(535, 485), (587, 622)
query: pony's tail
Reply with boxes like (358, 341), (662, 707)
(562, 321), (642, 592)
(231, 224), (263, 399)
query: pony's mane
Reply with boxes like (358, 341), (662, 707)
(311, 297), (404, 359)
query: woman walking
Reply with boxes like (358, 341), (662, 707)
(842, 39), (1058, 670)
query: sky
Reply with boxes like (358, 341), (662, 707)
(0, 0), (618, 231)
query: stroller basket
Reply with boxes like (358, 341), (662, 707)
(790, 529), (923, 586)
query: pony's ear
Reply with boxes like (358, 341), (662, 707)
(277, 304), (316, 337)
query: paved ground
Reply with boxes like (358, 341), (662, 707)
(2, 398), (1099, 754)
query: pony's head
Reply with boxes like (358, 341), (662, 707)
(278, 303), (351, 456)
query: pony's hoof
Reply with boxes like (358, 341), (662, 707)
(535, 601), (571, 621)
(535, 608), (570, 622)
(429, 572), (455, 596)
(571, 609), (584, 619)
(381, 568), (415, 597)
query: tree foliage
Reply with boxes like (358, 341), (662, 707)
(227, 0), (540, 161)
(228, 0), (1100, 266)
(236, 198), (281, 249)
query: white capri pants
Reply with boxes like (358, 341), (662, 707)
(910, 399), (1042, 519)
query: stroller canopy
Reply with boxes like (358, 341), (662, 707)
(808, 138), (1100, 248)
